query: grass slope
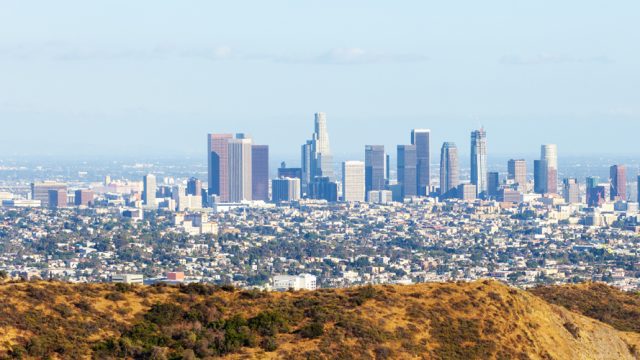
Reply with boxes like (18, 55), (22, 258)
(0, 280), (638, 360)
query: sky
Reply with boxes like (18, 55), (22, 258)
(0, 1), (639, 163)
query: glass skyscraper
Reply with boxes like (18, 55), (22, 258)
(207, 133), (233, 202)
(439, 142), (459, 196)
(411, 129), (430, 196)
(365, 145), (386, 197)
(251, 145), (269, 201)
(470, 128), (487, 196)
(397, 145), (417, 199)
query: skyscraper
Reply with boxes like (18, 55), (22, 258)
(508, 159), (527, 188)
(365, 145), (385, 197)
(397, 145), (417, 199)
(300, 140), (313, 193)
(533, 160), (548, 194)
(411, 129), (430, 196)
(610, 164), (627, 201)
(541, 144), (558, 194)
(311, 112), (333, 180)
(143, 174), (157, 208)
(342, 161), (365, 202)
(563, 178), (580, 204)
(385, 154), (391, 183)
(470, 128), (488, 196)
(487, 172), (500, 198)
(208, 133), (233, 202)
(251, 145), (269, 201)
(227, 137), (253, 202)
(439, 142), (459, 196)
(187, 177), (202, 197)
(586, 176), (606, 207)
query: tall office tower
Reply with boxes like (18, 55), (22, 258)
(187, 177), (202, 196)
(610, 165), (627, 201)
(301, 140), (313, 193)
(541, 144), (558, 194)
(638, 175), (640, 204)
(397, 145), (417, 199)
(311, 112), (334, 180)
(586, 176), (600, 206)
(48, 189), (67, 209)
(143, 174), (157, 208)
(365, 145), (386, 197)
(439, 142), (459, 196)
(533, 160), (548, 194)
(385, 154), (391, 183)
(31, 182), (67, 207)
(74, 190), (94, 206)
(470, 128), (488, 195)
(272, 178), (301, 202)
(563, 178), (580, 204)
(411, 129), (431, 195)
(227, 136), (253, 202)
(487, 172), (500, 198)
(342, 161), (365, 202)
(251, 145), (269, 201)
(207, 133), (233, 202)
(508, 159), (527, 188)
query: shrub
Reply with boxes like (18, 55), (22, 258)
(105, 292), (126, 302)
(248, 310), (289, 336)
(260, 337), (278, 352)
(300, 321), (324, 339)
(179, 283), (216, 296)
(144, 303), (185, 326)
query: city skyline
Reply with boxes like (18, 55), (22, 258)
(1, 2), (640, 157)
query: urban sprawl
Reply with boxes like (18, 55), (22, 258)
(0, 113), (639, 291)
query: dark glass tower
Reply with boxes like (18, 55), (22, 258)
(251, 145), (269, 201)
(397, 145), (417, 199)
(411, 129), (430, 196)
(207, 133), (233, 202)
(365, 145), (386, 198)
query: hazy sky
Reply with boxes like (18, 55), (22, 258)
(0, 1), (639, 162)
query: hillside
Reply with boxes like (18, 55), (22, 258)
(530, 282), (640, 334)
(0, 280), (639, 360)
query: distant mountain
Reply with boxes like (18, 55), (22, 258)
(0, 280), (638, 359)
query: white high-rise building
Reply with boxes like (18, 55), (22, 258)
(342, 161), (365, 202)
(228, 136), (253, 202)
(311, 112), (334, 180)
(470, 128), (488, 195)
(143, 174), (157, 208)
(541, 144), (558, 169)
(541, 144), (558, 194)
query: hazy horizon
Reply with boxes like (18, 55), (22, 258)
(1, 1), (639, 158)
